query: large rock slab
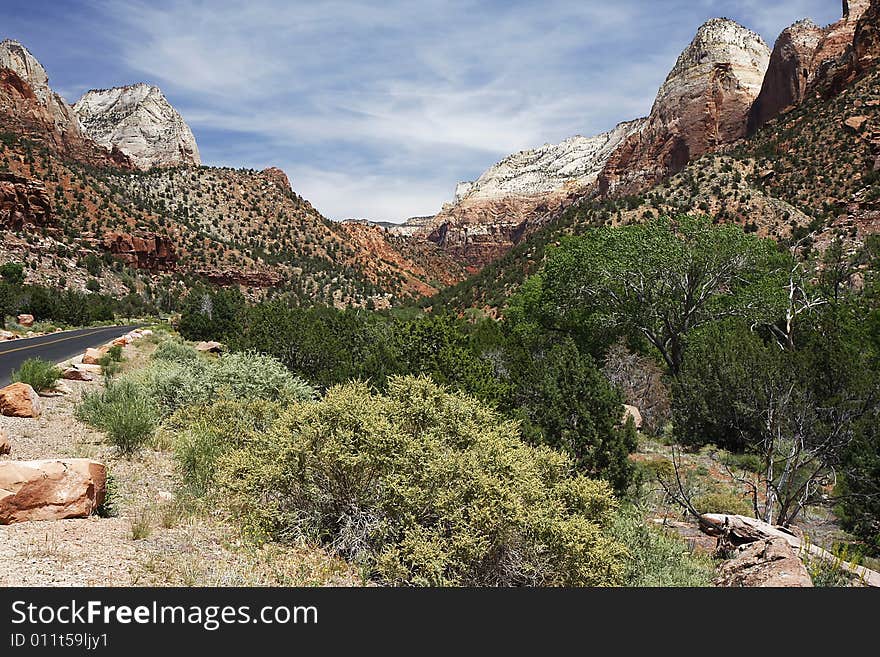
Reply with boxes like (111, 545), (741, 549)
(0, 382), (41, 417)
(0, 459), (107, 523)
(622, 404), (643, 430)
(195, 340), (223, 353)
(715, 537), (813, 587)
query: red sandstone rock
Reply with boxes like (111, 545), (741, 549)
(0, 459), (107, 524)
(0, 172), (51, 230)
(600, 19), (770, 196)
(748, 20), (826, 134)
(261, 166), (292, 192)
(61, 367), (93, 382)
(0, 382), (42, 418)
(102, 231), (177, 272)
(81, 347), (107, 365)
(714, 537), (814, 587)
(16, 313), (34, 327)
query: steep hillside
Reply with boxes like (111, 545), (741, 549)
(0, 39), (460, 308)
(429, 40), (880, 313)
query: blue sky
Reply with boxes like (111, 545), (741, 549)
(3, 0), (842, 222)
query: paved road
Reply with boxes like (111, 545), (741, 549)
(0, 325), (142, 387)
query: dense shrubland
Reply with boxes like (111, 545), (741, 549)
(187, 377), (628, 586)
(175, 215), (880, 559)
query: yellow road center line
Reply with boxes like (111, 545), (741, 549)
(0, 327), (127, 358)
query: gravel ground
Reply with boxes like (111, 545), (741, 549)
(0, 339), (357, 587)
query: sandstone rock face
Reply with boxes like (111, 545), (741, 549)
(74, 83), (200, 169)
(261, 167), (292, 192)
(0, 39), (78, 135)
(714, 537), (814, 587)
(0, 459), (106, 524)
(387, 215), (436, 238)
(0, 41), (131, 169)
(0, 172), (51, 230)
(750, 2), (871, 133)
(411, 119), (644, 268)
(601, 18), (770, 196)
(103, 231), (177, 271)
(453, 120), (646, 202)
(748, 20), (825, 133)
(0, 382), (42, 418)
(806, 0), (879, 97)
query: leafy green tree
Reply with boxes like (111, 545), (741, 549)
(519, 216), (789, 375)
(501, 333), (635, 492)
(178, 286), (245, 341)
(394, 313), (508, 404)
(0, 262), (24, 285)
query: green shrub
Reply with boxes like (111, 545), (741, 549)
(97, 473), (119, 518)
(214, 376), (626, 586)
(11, 358), (62, 392)
(611, 506), (714, 587)
(692, 489), (753, 516)
(803, 540), (866, 587)
(99, 357), (122, 384)
(76, 381), (157, 454)
(133, 350), (314, 419)
(133, 360), (210, 417)
(151, 339), (201, 363)
(169, 398), (283, 496)
(206, 352), (316, 404)
(719, 451), (764, 474)
(107, 344), (123, 362)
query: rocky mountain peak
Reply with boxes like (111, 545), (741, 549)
(660, 18), (769, 107)
(0, 39), (51, 104)
(73, 83), (200, 169)
(749, 0), (874, 133)
(599, 18), (770, 195)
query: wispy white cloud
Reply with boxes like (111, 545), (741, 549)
(70, 0), (844, 221)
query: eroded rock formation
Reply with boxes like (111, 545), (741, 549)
(102, 231), (177, 271)
(0, 40), (132, 169)
(0, 172), (51, 229)
(74, 83), (200, 169)
(749, 1), (871, 133)
(408, 119), (644, 268)
(600, 18), (770, 195)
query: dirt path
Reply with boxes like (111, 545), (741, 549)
(0, 338), (356, 587)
